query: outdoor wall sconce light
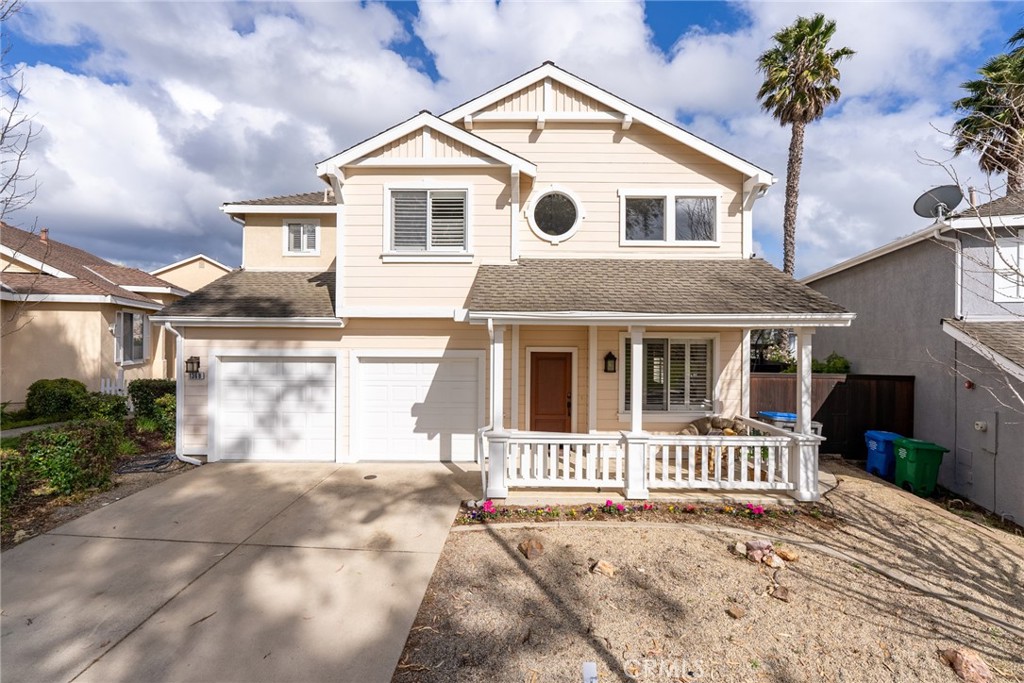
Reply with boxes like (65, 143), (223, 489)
(604, 352), (617, 373)
(185, 356), (205, 380)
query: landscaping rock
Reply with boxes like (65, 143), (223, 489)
(770, 585), (792, 602)
(745, 539), (774, 563)
(764, 554), (786, 569)
(518, 537), (545, 560)
(730, 541), (747, 557)
(12, 530), (28, 544)
(776, 548), (800, 563)
(591, 559), (617, 577)
(726, 605), (746, 619)
(939, 648), (993, 683)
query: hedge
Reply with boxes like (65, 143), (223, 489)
(128, 379), (176, 419)
(23, 419), (122, 495)
(25, 378), (89, 419)
(0, 448), (35, 507)
(153, 394), (176, 441)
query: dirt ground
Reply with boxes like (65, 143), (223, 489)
(395, 461), (1024, 682)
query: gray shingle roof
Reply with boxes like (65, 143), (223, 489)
(155, 270), (336, 318)
(468, 258), (848, 315)
(955, 191), (1024, 218)
(226, 191), (335, 206)
(944, 319), (1024, 370)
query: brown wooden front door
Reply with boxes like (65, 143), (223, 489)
(530, 352), (572, 432)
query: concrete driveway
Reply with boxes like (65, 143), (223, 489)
(1, 461), (477, 683)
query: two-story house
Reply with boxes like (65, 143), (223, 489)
(154, 63), (853, 501)
(805, 191), (1024, 523)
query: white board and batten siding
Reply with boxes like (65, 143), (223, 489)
(349, 350), (486, 462)
(208, 350), (341, 462)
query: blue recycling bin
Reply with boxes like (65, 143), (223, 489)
(865, 430), (902, 480)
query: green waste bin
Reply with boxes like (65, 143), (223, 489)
(893, 438), (948, 496)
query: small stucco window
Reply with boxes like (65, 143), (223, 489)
(619, 190), (719, 245)
(527, 187), (584, 244)
(283, 220), (320, 256)
(116, 311), (148, 365)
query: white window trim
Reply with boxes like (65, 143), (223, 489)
(525, 185), (586, 245)
(116, 310), (150, 366)
(616, 331), (720, 419)
(281, 219), (321, 257)
(993, 229), (1024, 302)
(618, 188), (722, 247)
(381, 182), (473, 257)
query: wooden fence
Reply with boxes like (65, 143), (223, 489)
(750, 373), (915, 459)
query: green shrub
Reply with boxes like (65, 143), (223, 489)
(25, 378), (89, 419)
(153, 394), (176, 441)
(86, 392), (129, 422)
(24, 420), (121, 495)
(784, 352), (852, 374)
(1, 448), (36, 507)
(128, 379), (176, 419)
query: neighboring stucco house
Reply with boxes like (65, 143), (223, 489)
(150, 254), (233, 293)
(154, 63), (853, 501)
(804, 191), (1024, 524)
(1, 223), (187, 406)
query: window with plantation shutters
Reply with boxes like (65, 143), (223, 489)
(623, 337), (713, 412)
(390, 189), (467, 252)
(283, 221), (319, 255)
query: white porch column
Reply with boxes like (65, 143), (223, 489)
(588, 325), (597, 433)
(741, 328), (751, 417)
(510, 325), (520, 430)
(795, 327), (813, 434)
(490, 324), (505, 429)
(625, 326), (649, 499)
(789, 327), (819, 501)
(486, 432), (510, 499)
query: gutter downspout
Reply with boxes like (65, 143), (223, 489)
(163, 322), (202, 466)
(932, 226), (962, 320)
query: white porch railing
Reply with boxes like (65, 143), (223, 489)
(502, 431), (626, 488)
(482, 415), (822, 500)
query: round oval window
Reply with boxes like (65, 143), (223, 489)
(533, 192), (578, 237)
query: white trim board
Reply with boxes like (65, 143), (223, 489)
(315, 111), (537, 179)
(468, 311), (856, 327)
(150, 316), (344, 328)
(441, 62), (773, 186)
(0, 292), (163, 310)
(221, 204), (334, 216)
(524, 346), (579, 433)
(0, 245), (75, 278)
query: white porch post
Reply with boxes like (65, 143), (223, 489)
(789, 327), (819, 501)
(485, 323), (509, 499)
(510, 324), (520, 430)
(625, 326), (649, 499)
(588, 325), (597, 433)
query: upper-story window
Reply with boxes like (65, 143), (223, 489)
(527, 187), (584, 244)
(390, 189), (468, 253)
(283, 220), (320, 256)
(619, 190), (719, 245)
(994, 228), (1024, 301)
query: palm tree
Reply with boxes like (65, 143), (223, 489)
(952, 30), (1024, 195)
(757, 14), (854, 276)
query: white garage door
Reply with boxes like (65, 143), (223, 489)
(217, 358), (336, 461)
(356, 356), (482, 461)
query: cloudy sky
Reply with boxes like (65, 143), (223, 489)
(3, 0), (1021, 277)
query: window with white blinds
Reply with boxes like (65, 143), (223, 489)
(284, 221), (319, 255)
(391, 189), (468, 252)
(623, 337), (712, 412)
(994, 229), (1024, 301)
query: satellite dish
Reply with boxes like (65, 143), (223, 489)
(913, 185), (963, 220)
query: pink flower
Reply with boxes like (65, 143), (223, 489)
(642, 502), (654, 511)
(605, 499), (614, 508)
(482, 500), (495, 514)
(616, 503), (626, 512)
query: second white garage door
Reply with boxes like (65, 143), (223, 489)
(216, 357), (336, 461)
(354, 355), (483, 462)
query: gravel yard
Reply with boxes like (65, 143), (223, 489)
(395, 462), (1024, 682)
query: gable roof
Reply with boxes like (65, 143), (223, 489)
(314, 111), (537, 179)
(953, 190), (1024, 219)
(153, 270), (337, 322)
(150, 253), (234, 276)
(467, 258), (851, 325)
(0, 222), (181, 307)
(441, 62), (774, 186)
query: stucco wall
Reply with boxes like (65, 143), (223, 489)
(808, 239), (958, 469)
(243, 213), (337, 271)
(154, 259), (232, 292)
